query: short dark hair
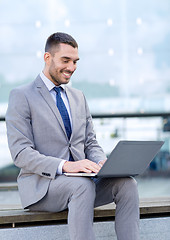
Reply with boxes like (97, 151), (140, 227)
(45, 32), (78, 53)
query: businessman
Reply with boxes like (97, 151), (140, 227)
(6, 32), (140, 240)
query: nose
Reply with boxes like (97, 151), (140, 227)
(67, 61), (76, 72)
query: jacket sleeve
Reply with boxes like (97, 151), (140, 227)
(5, 88), (61, 179)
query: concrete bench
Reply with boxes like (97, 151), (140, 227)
(0, 197), (170, 228)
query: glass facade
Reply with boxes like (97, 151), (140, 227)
(0, 0), (170, 115)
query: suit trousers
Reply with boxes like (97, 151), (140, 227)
(28, 175), (140, 240)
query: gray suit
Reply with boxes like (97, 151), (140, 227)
(6, 75), (140, 240)
(6, 75), (106, 208)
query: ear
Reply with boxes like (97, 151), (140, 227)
(44, 52), (51, 65)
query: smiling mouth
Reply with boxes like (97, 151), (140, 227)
(62, 71), (73, 78)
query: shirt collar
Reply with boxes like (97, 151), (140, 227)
(40, 71), (65, 92)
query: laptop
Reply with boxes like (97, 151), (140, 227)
(64, 140), (164, 178)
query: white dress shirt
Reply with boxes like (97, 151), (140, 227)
(40, 71), (72, 174)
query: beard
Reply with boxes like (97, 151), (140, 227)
(49, 71), (60, 86)
(48, 60), (72, 86)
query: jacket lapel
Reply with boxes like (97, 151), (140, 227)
(34, 76), (67, 138)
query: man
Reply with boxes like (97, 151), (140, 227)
(6, 32), (140, 240)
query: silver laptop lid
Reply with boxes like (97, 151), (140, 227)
(97, 140), (164, 177)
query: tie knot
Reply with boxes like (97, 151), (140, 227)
(54, 87), (61, 95)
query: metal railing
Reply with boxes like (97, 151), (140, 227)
(0, 117), (5, 121)
(1, 112), (170, 121)
(92, 112), (170, 119)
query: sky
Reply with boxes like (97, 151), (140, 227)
(0, 0), (170, 112)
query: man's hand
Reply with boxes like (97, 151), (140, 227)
(98, 159), (107, 168)
(63, 159), (101, 173)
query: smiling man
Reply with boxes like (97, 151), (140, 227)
(6, 32), (140, 240)
(44, 39), (79, 85)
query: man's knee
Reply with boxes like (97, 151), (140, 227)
(115, 177), (139, 203)
(70, 177), (96, 201)
(124, 177), (138, 197)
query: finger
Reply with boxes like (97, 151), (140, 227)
(85, 162), (101, 173)
(77, 159), (101, 173)
(80, 167), (92, 173)
(98, 160), (106, 167)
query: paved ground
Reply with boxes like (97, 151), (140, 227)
(0, 217), (170, 240)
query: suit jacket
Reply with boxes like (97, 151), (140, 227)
(6, 75), (106, 208)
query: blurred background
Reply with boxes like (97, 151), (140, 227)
(0, 0), (170, 206)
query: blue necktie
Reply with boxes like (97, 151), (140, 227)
(54, 87), (74, 161)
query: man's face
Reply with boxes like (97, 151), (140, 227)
(45, 43), (79, 86)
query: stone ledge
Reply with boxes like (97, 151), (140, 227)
(0, 197), (170, 228)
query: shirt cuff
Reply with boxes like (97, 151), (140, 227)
(56, 160), (67, 175)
